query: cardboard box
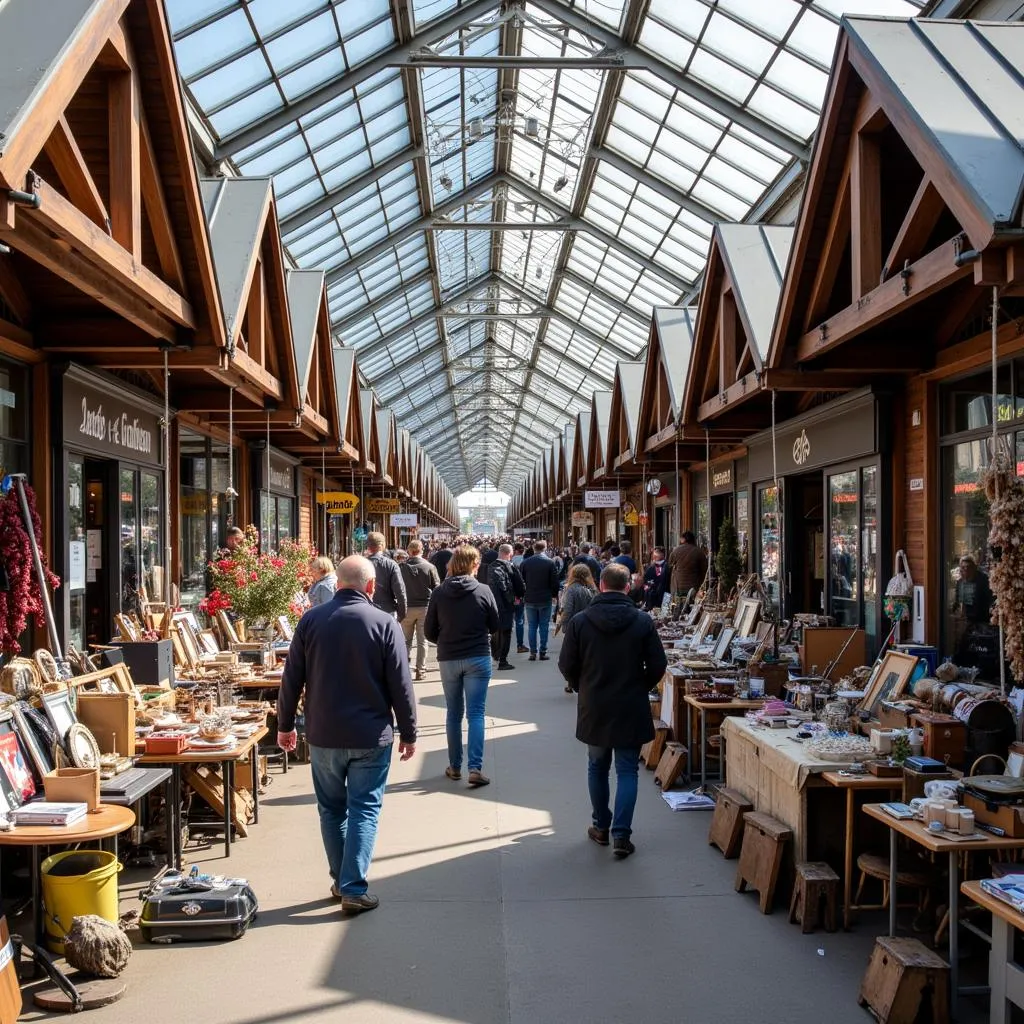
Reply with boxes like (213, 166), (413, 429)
(75, 692), (136, 756)
(962, 791), (1024, 837)
(43, 768), (100, 811)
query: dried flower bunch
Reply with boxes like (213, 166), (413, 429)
(201, 524), (313, 626)
(982, 458), (1024, 683)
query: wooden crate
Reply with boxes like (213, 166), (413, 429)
(708, 786), (753, 858)
(654, 742), (687, 789)
(641, 720), (670, 770)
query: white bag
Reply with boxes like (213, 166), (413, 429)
(885, 549), (914, 598)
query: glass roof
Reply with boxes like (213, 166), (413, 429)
(169, 0), (923, 495)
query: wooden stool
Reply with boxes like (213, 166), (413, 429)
(735, 812), (792, 913)
(654, 742), (687, 789)
(788, 861), (839, 933)
(858, 936), (949, 1023)
(641, 720), (670, 770)
(708, 786), (753, 858)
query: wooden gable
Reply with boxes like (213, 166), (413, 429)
(586, 391), (614, 484)
(358, 389), (379, 475)
(0, 0), (224, 365)
(558, 423), (575, 497)
(607, 361), (646, 472)
(330, 347), (363, 463)
(397, 429), (411, 495)
(636, 307), (697, 455)
(770, 17), (1024, 378)
(376, 409), (396, 486)
(286, 269), (339, 444)
(572, 411), (592, 489)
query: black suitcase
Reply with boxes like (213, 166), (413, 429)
(140, 879), (258, 943)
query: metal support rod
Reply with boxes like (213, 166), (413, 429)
(992, 284), (1008, 696)
(9, 476), (62, 658)
(704, 429), (712, 594)
(163, 349), (172, 614)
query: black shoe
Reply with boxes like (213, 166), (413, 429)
(498, 662), (514, 670)
(528, 653), (536, 661)
(341, 893), (380, 914)
(539, 653), (549, 661)
(612, 838), (635, 860)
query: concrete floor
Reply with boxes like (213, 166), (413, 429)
(21, 633), (991, 1024)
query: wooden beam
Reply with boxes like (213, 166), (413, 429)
(761, 370), (858, 392)
(804, 161), (851, 331)
(22, 181), (193, 327)
(697, 371), (762, 423)
(851, 130), (882, 299)
(139, 113), (185, 292)
(973, 248), (1006, 286)
(718, 289), (737, 394)
(0, 257), (32, 325)
(90, 347), (226, 369)
(43, 116), (110, 231)
(0, 317), (40, 362)
(35, 317), (151, 348)
(797, 238), (971, 362)
(927, 316), (1024, 381)
(0, 212), (176, 340)
(108, 69), (142, 257)
(247, 259), (265, 365)
(301, 403), (329, 435)
(883, 177), (943, 279)
(96, 21), (130, 71)
(231, 347), (283, 401)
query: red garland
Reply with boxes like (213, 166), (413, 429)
(0, 484), (60, 655)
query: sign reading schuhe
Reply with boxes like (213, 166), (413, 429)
(63, 370), (162, 467)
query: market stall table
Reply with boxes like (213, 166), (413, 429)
(137, 728), (267, 864)
(684, 695), (765, 790)
(0, 804), (135, 946)
(722, 716), (851, 860)
(100, 767), (174, 868)
(864, 804), (1024, 1016)
(822, 772), (904, 929)
(961, 880), (1024, 1023)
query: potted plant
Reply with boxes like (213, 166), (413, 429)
(715, 517), (743, 598)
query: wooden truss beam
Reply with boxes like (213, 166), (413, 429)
(696, 370), (856, 424)
(0, 257), (32, 326)
(884, 177), (944, 280)
(107, 67), (141, 257)
(43, 116), (109, 231)
(804, 160), (851, 331)
(851, 130), (882, 300)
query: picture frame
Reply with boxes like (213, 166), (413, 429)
(198, 630), (221, 657)
(0, 713), (35, 805)
(217, 610), (239, 646)
(276, 616), (294, 642)
(735, 597), (761, 638)
(176, 620), (201, 669)
(42, 688), (77, 744)
(11, 703), (52, 783)
(115, 614), (139, 642)
(691, 612), (714, 648)
(683, 598), (703, 627)
(713, 626), (737, 663)
(860, 651), (918, 719)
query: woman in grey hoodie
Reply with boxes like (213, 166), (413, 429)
(307, 557), (338, 607)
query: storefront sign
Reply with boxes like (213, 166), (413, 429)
(792, 429), (811, 466)
(418, 527), (437, 538)
(622, 502), (639, 526)
(316, 491), (359, 513)
(571, 511), (594, 527)
(711, 463), (734, 495)
(267, 454), (294, 495)
(391, 513), (418, 527)
(367, 497), (400, 514)
(62, 371), (162, 467)
(181, 493), (209, 516)
(909, 478), (924, 492)
(585, 489), (620, 508)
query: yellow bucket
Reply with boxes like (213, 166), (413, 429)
(40, 850), (122, 954)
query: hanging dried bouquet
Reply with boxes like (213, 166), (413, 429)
(983, 455), (1024, 683)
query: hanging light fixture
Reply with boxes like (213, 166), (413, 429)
(525, 116), (539, 138)
(553, 175), (569, 193)
(440, 173), (453, 191)
(469, 117), (484, 139)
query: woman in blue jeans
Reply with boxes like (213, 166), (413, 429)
(424, 545), (500, 787)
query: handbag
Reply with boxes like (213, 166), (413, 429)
(884, 549), (913, 622)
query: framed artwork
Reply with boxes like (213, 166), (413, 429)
(217, 610), (239, 646)
(115, 614), (139, 642)
(277, 616), (294, 642)
(198, 630), (221, 657)
(683, 598), (702, 627)
(176, 620), (201, 668)
(860, 651), (918, 719)
(713, 626), (736, 663)
(11, 703), (52, 783)
(0, 714), (35, 805)
(691, 612), (714, 647)
(42, 688), (77, 744)
(735, 597), (761, 638)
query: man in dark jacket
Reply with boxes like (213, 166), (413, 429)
(487, 543), (525, 670)
(278, 555), (416, 914)
(641, 546), (670, 611)
(366, 531), (407, 620)
(477, 544), (499, 584)
(572, 543), (603, 587)
(430, 542), (453, 579)
(669, 530), (707, 602)
(613, 540), (637, 575)
(558, 562), (667, 859)
(399, 539), (440, 681)
(520, 540), (559, 661)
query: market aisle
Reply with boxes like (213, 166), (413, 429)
(31, 641), (905, 1024)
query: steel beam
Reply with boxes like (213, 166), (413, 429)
(430, 220), (571, 231)
(330, 267), (435, 335)
(529, 0), (809, 161)
(280, 144), (425, 235)
(214, 0), (497, 158)
(408, 55), (641, 69)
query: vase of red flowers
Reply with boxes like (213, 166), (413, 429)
(201, 525), (312, 629)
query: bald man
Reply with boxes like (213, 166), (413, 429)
(279, 555), (417, 915)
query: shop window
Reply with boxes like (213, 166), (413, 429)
(736, 488), (749, 570)
(695, 499), (709, 549)
(0, 363), (28, 478)
(758, 484), (781, 617)
(862, 466), (878, 644)
(940, 364), (1016, 436)
(829, 470), (859, 626)
(260, 494), (295, 553)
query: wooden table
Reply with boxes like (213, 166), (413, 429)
(961, 880), (1024, 1023)
(137, 728), (267, 863)
(822, 772), (904, 929)
(0, 804), (135, 946)
(864, 804), (1024, 1016)
(100, 767), (174, 868)
(684, 695), (764, 790)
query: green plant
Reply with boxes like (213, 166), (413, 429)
(715, 517), (743, 596)
(891, 733), (912, 765)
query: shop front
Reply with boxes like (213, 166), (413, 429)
(747, 390), (889, 655)
(56, 366), (165, 654)
(938, 360), (1024, 676)
(691, 457), (750, 575)
(252, 447), (298, 553)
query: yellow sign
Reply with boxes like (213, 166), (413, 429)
(622, 501), (639, 527)
(316, 491), (359, 513)
(181, 493), (209, 516)
(367, 497), (400, 515)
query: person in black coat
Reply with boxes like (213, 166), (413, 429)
(558, 563), (667, 859)
(520, 540), (559, 660)
(477, 545), (499, 584)
(487, 544), (525, 670)
(641, 546), (670, 611)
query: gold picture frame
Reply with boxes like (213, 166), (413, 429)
(735, 597), (761, 639)
(859, 651), (918, 719)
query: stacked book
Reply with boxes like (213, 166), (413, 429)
(980, 875), (1024, 912)
(9, 802), (88, 826)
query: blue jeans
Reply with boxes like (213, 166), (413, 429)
(587, 746), (641, 838)
(526, 603), (551, 654)
(309, 744), (392, 895)
(514, 602), (525, 647)
(439, 656), (492, 772)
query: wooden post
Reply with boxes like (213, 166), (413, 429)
(107, 70), (141, 257)
(851, 130), (882, 299)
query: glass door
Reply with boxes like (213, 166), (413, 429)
(758, 482), (782, 618)
(67, 457), (86, 653)
(117, 466), (163, 618)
